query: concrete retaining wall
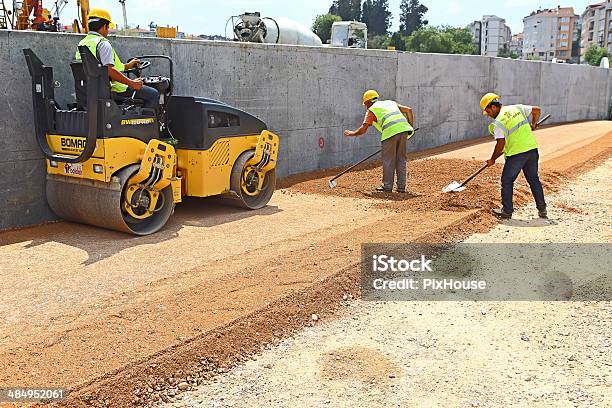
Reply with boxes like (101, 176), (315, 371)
(1, 31), (610, 230)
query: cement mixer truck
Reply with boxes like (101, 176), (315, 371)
(228, 12), (323, 47)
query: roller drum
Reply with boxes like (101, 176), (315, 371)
(226, 150), (276, 210)
(46, 165), (175, 235)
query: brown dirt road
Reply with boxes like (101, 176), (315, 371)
(0, 121), (610, 407)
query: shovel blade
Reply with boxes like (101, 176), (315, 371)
(443, 182), (466, 193)
(328, 179), (337, 189)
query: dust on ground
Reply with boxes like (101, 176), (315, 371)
(165, 158), (612, 408)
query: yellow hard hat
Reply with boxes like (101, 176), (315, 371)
(480, 93), (501, 115)
(363, 90), (380, 105)
(88, 8), (112, 24)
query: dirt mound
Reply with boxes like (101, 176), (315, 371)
(285, 158), (565, 214)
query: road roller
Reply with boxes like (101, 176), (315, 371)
(23, 47), (279, 235)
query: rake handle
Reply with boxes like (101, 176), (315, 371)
(535, 114), (551, 128)
(330, 150), (380, 183)
(330, 127), (420, 183)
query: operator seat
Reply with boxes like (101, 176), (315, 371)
(70, 61), (145, 111)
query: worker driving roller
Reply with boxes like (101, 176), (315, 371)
(344, 90), (415, 193)
(481, 93), (547, 219)
(74, 8), (160, 109)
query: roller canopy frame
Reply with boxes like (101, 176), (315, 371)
(131, 55), (174, 94)
(23, 46), (107, 164)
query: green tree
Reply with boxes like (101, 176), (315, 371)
(350, 0), (362, 20)
(362, 0), (392, 35)
(399, 0), (428, 36)
(443, 27), (476, 54)
(497, 47), (520, 59)
(584, 44), (608, 66)
(405, 26), (476, 55)
(388, 31), (407, 51)
(329, 0), (361, 21)
(367, 34), (391, 49)
(498, 48), (511, 58)
(312, 13), (342, 43)
(571, 26), (581, 62)
(406, 27), (451, 53)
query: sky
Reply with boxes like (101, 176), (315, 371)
(52, 0), (596, 36)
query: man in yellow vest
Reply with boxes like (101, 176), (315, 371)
(481, 93), (547, 219)
(75, 8), (160, 109)
(344, 90), (414, 193)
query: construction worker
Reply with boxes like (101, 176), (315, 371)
(344, 90), (414, 193)
(481, 93), (547, 219)
(74, 8), (160, 109)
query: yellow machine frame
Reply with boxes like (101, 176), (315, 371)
(45, 131), (279, 202)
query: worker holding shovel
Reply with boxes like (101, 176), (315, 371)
(481, 93), (547, 219)
(344, 90), (415, 193)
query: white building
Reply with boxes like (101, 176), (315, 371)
(467, 15), (511, 57)
(523, 7), (578, 62)
(580, 1), (612, 62)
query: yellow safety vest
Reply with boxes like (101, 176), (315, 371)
(369, 100), (414, 142)
(488, 105), (538, 157)
(75, 33), (129, 94)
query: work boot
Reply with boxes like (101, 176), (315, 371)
(376, 185), (392, 193)
(396, 188), (408, 193)
(538, 209), (548, 219)
(491, 208), (512, 219)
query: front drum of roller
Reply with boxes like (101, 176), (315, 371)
(46, 165), (175, 236)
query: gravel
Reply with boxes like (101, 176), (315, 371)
(159, 159), (611, 408)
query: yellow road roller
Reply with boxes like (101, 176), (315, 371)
(24, 47), (279, 235)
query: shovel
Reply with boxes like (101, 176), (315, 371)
(329, 127), (419, 189)
(442, 114), (551, 193)
(442, 164), (488, 193)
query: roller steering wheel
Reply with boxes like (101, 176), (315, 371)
(125, 59), (151, 78)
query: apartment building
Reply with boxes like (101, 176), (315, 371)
(580, 1), (612, 62)
(523, 7), (578, 62)
(467, 15), (511, 57)
(509, 33), (524, 56)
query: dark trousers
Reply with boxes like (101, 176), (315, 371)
(381, 132), (408, 191)
(501, 148), (546, 214)
(115, 85), (160, 109)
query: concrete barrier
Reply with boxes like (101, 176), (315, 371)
(0, 30), (610, 230)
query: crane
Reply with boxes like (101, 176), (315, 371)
(51, 0), (67, 19)
(73, 0), (88, 33)
(3, 0), (68, 31)
(13, 0), (46, 30)
(1, 1), (12, 29)
(119, 0), (127, 31)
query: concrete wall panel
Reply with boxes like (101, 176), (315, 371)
(489, 58), (542, 109)
(539, 63), (572, 121)
(397, 53), (490, 150)
(566, 65), (609, 122)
